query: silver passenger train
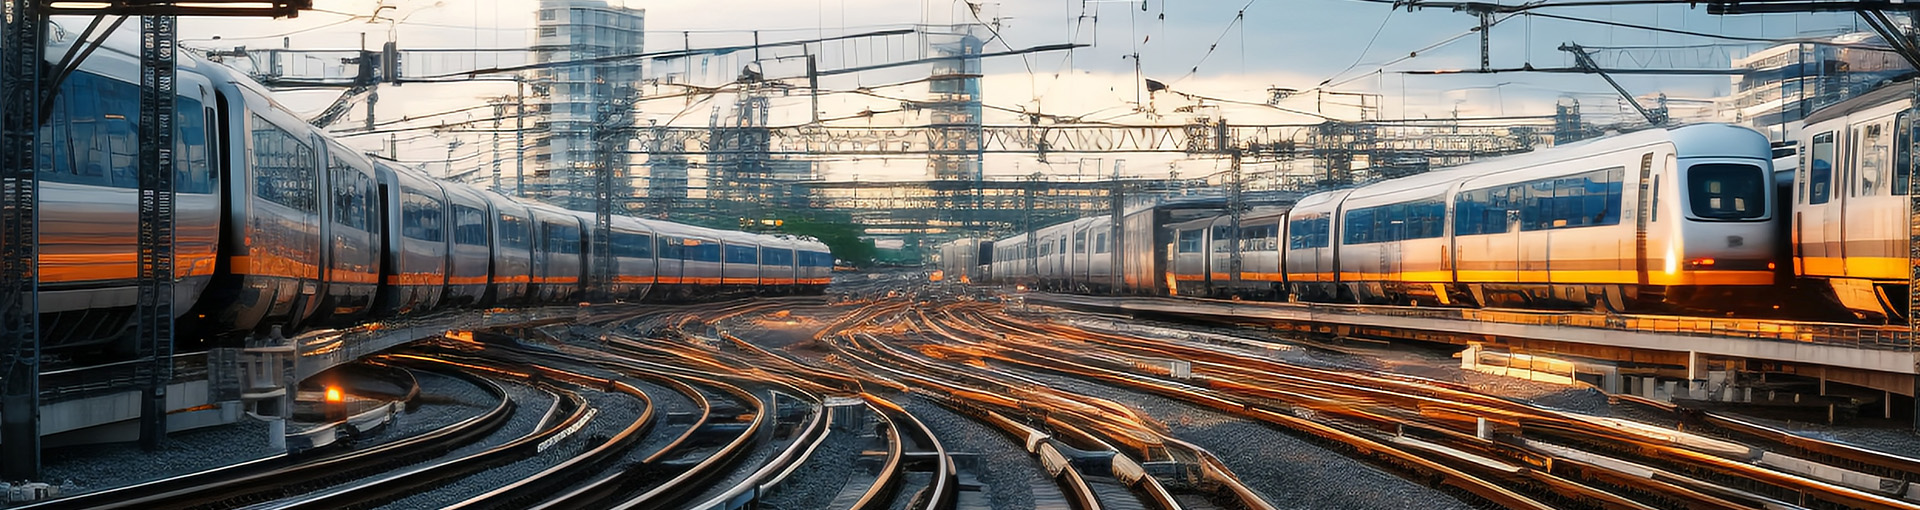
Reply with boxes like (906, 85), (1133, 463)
(38, 27), (833, 360)
(942, 123), (1786, 315)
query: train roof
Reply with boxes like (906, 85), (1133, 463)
(1803, 78), (1914, 126)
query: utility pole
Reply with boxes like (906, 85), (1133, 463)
(136, 12), (178, 452)
(1, 0), (45, 480)
(1478, 9), (1493, 72)
(515, 78), (527, 197)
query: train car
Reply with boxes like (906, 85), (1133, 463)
(1336, 167), (1474, 307)
(372, 162), (450, 317)
(795, 238), (834, 294)
(647, 221), (722, 300)
(1079, 217), (1115, 293)
(994, 234), (1032, 287)
(1205, 211), (1285, 300)
(1062, 218), (1100, 291)
(480, 190), (534, 306)
(311, 140), (381, 327)
(605, 215), (657, 301)
(756, 235), (798, 295)
(1167, 217), (1215, 297)
(440, 184), (494, 307)
(525, 203), (584, 303)
(1449, 124), (1774, 312)
(1793, 83), (1914, 320)
(718, 230), (762, 297)
(39, 37), (224, 353)
(1284, 190), (1350, 302)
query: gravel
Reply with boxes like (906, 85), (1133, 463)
(352, 370), (497, 448)
(371, 379), (581, 510)
(900, 396), (1065, 510)
(678, 392), (814, 507)
(759, 406), (876, 510)
(1015, 369), (1478, 510)
(33, 414), (278, 497)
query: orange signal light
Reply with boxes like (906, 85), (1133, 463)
(324, 386), (343, 403)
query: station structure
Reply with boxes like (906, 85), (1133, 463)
(4, 0), (1920, 486)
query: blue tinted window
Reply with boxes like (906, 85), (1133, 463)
(251, 115), (317, 212)
(726, 244), (758, 264)
(1288, 216), (1330, 249)
(1177, 229), (1203, 253)
(1809, 131), (1834, 205)
(612, 232), (653, 259)
(1342, 198), (1445, 245)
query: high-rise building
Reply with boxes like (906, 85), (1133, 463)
(525, 0), (644, 208)
(1720, 32), (1910, 137)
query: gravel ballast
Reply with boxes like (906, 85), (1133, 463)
(900, 396), (1064, 510)
(1019, 369), (1478, 510)
(36, 414), (278, 496)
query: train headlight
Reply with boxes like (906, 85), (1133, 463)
(1685, 258), (1716, 269)
(324, 386), (343, 404)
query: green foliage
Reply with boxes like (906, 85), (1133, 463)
(777, 216), (876, 267)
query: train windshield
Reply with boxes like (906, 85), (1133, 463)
(1686, 163), (1767, 220)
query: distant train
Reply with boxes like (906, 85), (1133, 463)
(942, 122), (1848, 318)
(37, 24), (832, 361)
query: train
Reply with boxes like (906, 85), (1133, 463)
(943, 115), (1909, 320)
(35, 24), (832, 362)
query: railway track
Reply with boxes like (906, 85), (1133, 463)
(915, 300), (1920, 510)
(19, 363), (514, 510)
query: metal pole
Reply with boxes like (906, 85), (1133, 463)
(515, 79), (526, 197)
(491, 98), (503, 194)
(136, 13), (178, 450)
(1228, 150), (1244, 294)
(0, 0), (44, 479)
(1478, 9), (1492, 73)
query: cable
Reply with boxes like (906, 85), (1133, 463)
(1173, 0), (1256, 82)
(1321, 8), (1395, 86)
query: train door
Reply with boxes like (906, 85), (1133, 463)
(1516, 182), (1549, 283)
(1800, 130), (1837, 275)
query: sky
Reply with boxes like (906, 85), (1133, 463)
(129, 0), (1871, 182)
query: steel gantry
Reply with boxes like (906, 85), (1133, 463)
(1, 0), (47, 481)
(0, 0), (308, 480)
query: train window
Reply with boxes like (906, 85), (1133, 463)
(251, 115), (318, 212)
(176, 98), (212, 194)
(1900, 113), (1914, 196)
(726, 245), (758, 264)
(1454, 187), (1513, 236)
(1095, 233), (1110, 254)
(612, 232), (653, 259)
(697, 242), (721, 262)
(1288, 217), (1330, 249)
(1212, 226), (1235, 253)
(1853, 121), (1890, 197)
(1809, 131), (1834, 205)
(328, 154), (365, 230)
(657, 236), (684, 260)
(400, 190), (443, 241)
(1687, 164), (1767, 220)
(1650, 175), (1661, 222)
(547, 223), (581, 255)
(1343, 199), (1444, 244)
(763, 249), (794, 266)
(1177, 229), (1203, 253)
(498, 215), (530, 249)
(1074, 231), (1087, 253)
(453, 205), (486, 246)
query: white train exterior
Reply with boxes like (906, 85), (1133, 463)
(36, 26), (833, 362)
(960, 123), (1781, 315)
(1792, 83), (1916, 320)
